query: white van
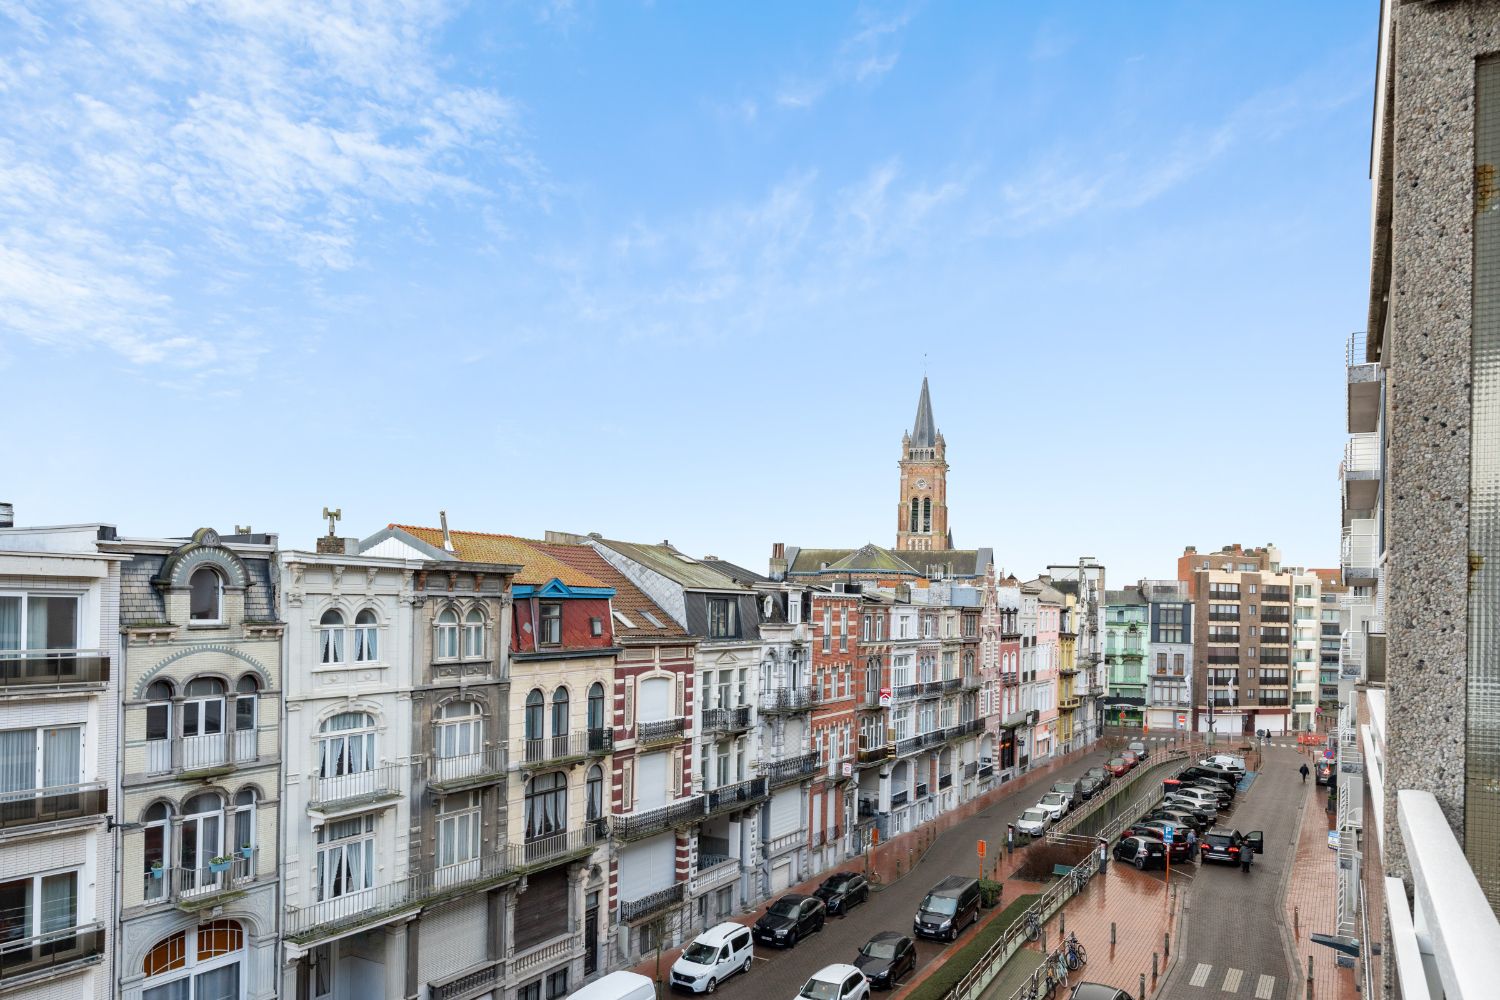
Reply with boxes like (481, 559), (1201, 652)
(569, 971), (657, 1000)
(670, 921), (755, 993)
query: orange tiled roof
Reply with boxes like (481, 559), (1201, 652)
(531, 541), (689, 640)
(389, 524), (605, 589)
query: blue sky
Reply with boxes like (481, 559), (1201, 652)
(1, 1), (1375, 585)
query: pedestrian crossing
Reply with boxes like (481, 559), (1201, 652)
(1184, 963), (1279, 997)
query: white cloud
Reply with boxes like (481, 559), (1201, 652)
(774, 6), (914, 112)
(0, 0), (529, 373)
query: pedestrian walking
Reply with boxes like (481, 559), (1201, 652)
(1186, 828), (1198, 861)
(1097, 837), (1108, 873)
(1299, 763), (1310, 784)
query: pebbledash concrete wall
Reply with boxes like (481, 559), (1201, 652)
(1378, 0), (1496, 885)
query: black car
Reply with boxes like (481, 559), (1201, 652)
(1118, 821), (1193, 863)
(1084, 766), (1111, 787)
(753, 894), (826, 947)
(1077, 774), (1104, 800)
(1180, 774), (1237, 798)
(1069, 984), (1135, 1000)
(1159, 797), (1214, 826)
(854, 932), (916, 990)
(1143, 808), (1208, 834)
(1180, 764), (1241, 790)
(1113, 836), (1167, 871)
(1199, 829), (1265, 865)
(1315, 760), (1336, 787)
(815, 872), (870, 916)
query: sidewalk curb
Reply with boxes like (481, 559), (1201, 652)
(1273, 762), (1314, 1000)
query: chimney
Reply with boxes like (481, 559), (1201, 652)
(440, 510), (455, 552)
(769, 542), (788, 581)
(0, 502), (12, 528)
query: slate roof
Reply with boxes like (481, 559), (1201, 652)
(529, 541), (688, 640)
(593, 538), (751, 592)
(1105, 587), (1148, 606)
(389, 525), (604, 589)
(899, 548), (994, 580)
(1024, 578), (1067, 605)
(827, 544), (921, 575)
(911, 377), (937, 448)
(118, 549), (277, 625)
(700, 558), (769, 586)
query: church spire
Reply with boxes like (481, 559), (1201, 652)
(911, 376), (937, 448)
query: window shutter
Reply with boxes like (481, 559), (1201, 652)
(625, 678), (636, 730)
(623, 759), (635, 808)
(673, 672), (685, 718)
(671, 749), (683, 797)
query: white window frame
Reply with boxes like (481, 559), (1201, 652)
(437, 792), (481, 868)
(188, 568), (223, 624)
(353, 610), (379, 663)
(0, 591), (81, 652)
(0, 867), (81, 945)
(436, 610), (460, 660)
(463, 609), (486, 658)
(318, 713), (376, 778)
(0, 724), (83, 792)
(436, 703), (482, 759)
(316, 815), (375, 901)
(319, 610), (346, 664)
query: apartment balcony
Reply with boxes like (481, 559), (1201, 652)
(1058, 664), (1080, 676)
(761, 751), (819, 788)
(760, 688), (818, 714)
(962, 674), (981, 692)
(0, 782), (107, 832)
(919, 681), (944, 699)
(856, 742), (893, 767)
(619, 882), (686, 922)
(764, 829), (806, 857)
(893, 683), (921, 701)
(1257, 698), (1290, 708)
(431, 963), (502, 1000)
(1342, 433), (1381, 511)
(1342, 519), (1378, 581)
(0, 922), (105, 991)
(1208, 612), (1240, 622)
(0, 650), (109, 693)
(701, 706), (753, 737)
(612, 795), (705, 841)
(1059, 695), (1081, 711)
(895, 735), (925, 757)
(428, 748), (508, 793)
(145, 849), (259, 912)
(1000, 672), (1019, 687)
(942, 677), (961, 692)
(1263, 589), (1291, 604)
(705, 777), (768, 816)
(1261, 610), (1291, 623)
(309, 763), (405, 814)
(1207, 653), (1240, 665)
(636, 717), (686, 747)
(518, 729), (613, 768)
(1207, 632), (1240, 644)
(890, 789), (909, 808)
(1207, 590), (1241, 601)
(146, 729), (259, 778)
(857, 690), (883, 710)
(692, 853), (740, 895)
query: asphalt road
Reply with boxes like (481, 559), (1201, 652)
(692, 747), (1121, 1000)
(1156, 745), (1307, 1000)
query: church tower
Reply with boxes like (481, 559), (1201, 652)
(896, 377), (951, 551)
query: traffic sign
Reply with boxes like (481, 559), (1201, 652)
(1163, 824), (1174, 844)
(977, 839), (987, 858)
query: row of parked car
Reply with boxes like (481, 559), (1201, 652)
(1111, 753), (1264, 870)
(1016, 741), (1155, 837)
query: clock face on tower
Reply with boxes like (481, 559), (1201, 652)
(915, 478), (927, 489)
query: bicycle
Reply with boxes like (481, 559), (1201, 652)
(1024, 908), (1042, 941)
(1064, 932), (1087, 970)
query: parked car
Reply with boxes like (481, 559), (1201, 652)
(1069, 984), (1135, 1000)
(1053, 779), (1081, 804)
(1105, 757), (1131, 777)
(1172, 780), (1231, 810)
(798, 965), (870, 1000)
(1119, 821), (1193, 863)
(574, 972), (658, 1000)
(1160, 795), (1216, 824)
(913, 875), (982, 941)
(1038, 792), (1069, 820)
(1171, 787), (1224, 812)
(1127, 740), (1148, 758)
(1143, 807), (1208, 834)
(1077, 773), (1104, 800)
(1316, 760), (1336, 786)
(753, 894), (826, 947)
(1016, 807), (1051, 837)
(815, 872), (870, 917)
(671, 922), (755, 994)
(1113, 835), (1167, 871)
(1119, 750), (1141, 769)
(1180, 774), (1236, 798)
(1180, 764), (1241, 789)
(853, 932), (916, 990)
(1085, 765), (1112, 787)
(1199, 829), (1265, 865)
(1201, 754), (1246, 775)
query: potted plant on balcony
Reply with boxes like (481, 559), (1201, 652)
(150, 861), (165, 880)
(209, 855), (234, 873)
(239, 843), (254, 859)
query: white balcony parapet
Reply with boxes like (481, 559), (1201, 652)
(1390, 790), (1500, 1000)
(1344, 433), (1380, 476)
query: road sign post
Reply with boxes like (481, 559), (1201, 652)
(977, 839), (986, 881)
(1163, 824), (1174, 895)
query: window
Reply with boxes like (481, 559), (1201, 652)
(909, 498), (919, 533)
(822, 608), (831, 653)
(464, 609), (486, 658)
(589, 616), (603, 638)
(142, 921), (245, 999)
(189, 568), (222, 623)
(525, 772), (568, 840)
(183, 678), (225, 743)
(525, 690), (545, 741)
(788, 595), (802, 625)
(839, 609), (849, 652)
(233, 789), (256, 856)
(354, 609), (378, 662)
(1248, 584), (1258, 594)
(235, 675), (258, 733)
(319, 609), (346, 663)
(143, 802), (171, 900)
(612, 610), (637, 630)
(436, 702), (482, 759)
(436, 609), (460, 659)
(708, 598), (736, 638)
(922, 497), (932, 533)
(547, 968), (570, 1000)
(1173, 654), (1185, 675)
(586, 764), (604, 821)
(0, 592), (78, 651)
(0, 725), (80, 793)
(0, 869), (78, 956)
(521, 982), (543, 1000)
(180, 792), (223, 877)
(316, 815), (374, 900)
(551, 688), (569, 736)
(587, 683), (606, 731)
(438, 792), (481, 868)
(539, 603), (562, 645)
(319, 712), (375, 778)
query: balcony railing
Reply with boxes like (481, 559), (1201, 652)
(519, 729), (613, 767)
(612, 795), (706, 841)
(428, 748), (507, 790)
(1208, 612), (1240, 622)
(1262, 610), (1291, 623)
(701, 706), (752, 736)
(706, 777), (768, 814)
(1207, 632), (1240, 644)
(636, 717), (686, 746)
(0, 922), (105, 988)
(0, 650), (109, 690)
(310, 763), (405, 809)
(0, 782), (107, 830)
(1001, 673), (1019, 687)
(895, 736), (923, 757)
(893, 683), (920, 701)
(431, 963), (501, 1000)
(146, 729), (259, 776)
(857, 742), (893, 766)
(977, 763), (994, 780)
(890, 790), (908, 808)
(920, 681), (944, 698)
(762, 751), (818, 787)
(760, 688), (818, 713)
(620, 882), (685, 922)
(942, 677), (961, 692)
(145, 850), (257, 908)
(1208, 590), (1241, 601)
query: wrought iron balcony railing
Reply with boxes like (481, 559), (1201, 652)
(636, 717), (686, 746)
(701, 706), (752, 736)
(619, 882), (685, 922)
(611, 796), (705, 841)
(705, 777), (768, 814)
(760, 688), (819, 713)
(518, 730), (613, 767)
(761, 751), (818, 787)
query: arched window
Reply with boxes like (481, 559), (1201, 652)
(586, 764), (604, 822)
(525, 771), (567, 840)
(145, 681), (174, 774)
(319, 609), (346, 664)
(142, 920), (245, 999)
(551, 687), (569, 739)
(436, 701), (482, 759)
(524, 689), (544, 742)
(318, 712), (375, 787)
(463, 608), (486, 659)
(143, 801), (172, 900)
(182, 679), (225, 768)
(587, 682), (606, 732)
(922, 497), (932, 534)
(233, 788), (257, 858)
(180, 792), (223, 885)
(235, 675), (259, 732)
(354, 609), (378, 662)
(189, 567), (222, 623)
(436, 609), (460, 659)
(909, 497), (919, 533)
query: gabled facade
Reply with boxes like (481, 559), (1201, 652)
(1141, 580), (1192, 732)
(0, 517), (123, 999)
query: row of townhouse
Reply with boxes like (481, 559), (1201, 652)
(0, 506), (1108, 1000)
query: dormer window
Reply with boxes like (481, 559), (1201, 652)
(708, 598), (736, 639)
(189, 567), (222, 623)
(540, 603), (562, 645)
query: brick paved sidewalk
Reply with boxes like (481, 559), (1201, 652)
(1280, 774), (1352, 1000)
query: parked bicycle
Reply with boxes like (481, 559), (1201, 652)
(1064, 931), (1088, 970)
(1024, 908), (1042, 941)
